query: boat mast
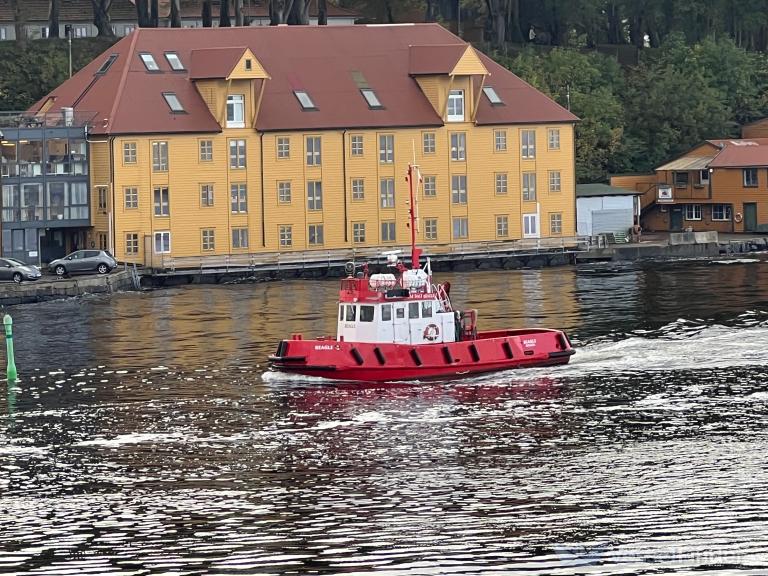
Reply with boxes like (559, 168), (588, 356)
(407, 163), (422, 270)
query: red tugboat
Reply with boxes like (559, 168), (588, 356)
(268, 164), (575, 382)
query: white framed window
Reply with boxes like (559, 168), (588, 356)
(351, 135), (363, 156)
(684, 204), (702, 220)
(423, 132), (436, 154)
(308, 224), (324, 246)
(452, 217), (468, 239)
(494, 130), (507, 151)
(231, 184), (247, 213)
(699, 169), (710, 185)
(165, 52), (184, 70)
(549, 170), (561, 193)
(278, 181), (291, 203)
(447, 90), (464, 122)
(97, 187), (107, 211)
(353, 222), (366, 243)
(712, 204), (732, 221)
(495, 173), (507, 195)
(201, 228), (215, 251)
(153, 186), (169, 216)
(380, 178), (395, 208)
(451, 174), (467, 204)
(125, 233), (139, 255)
(123, 141), (137, 164)
(307, 181), (322, 210)
(306, 136), (321, 166)
(379, 134), (394, 163)
(450, 132), (466, 161)
(279, 225), (292, 248)
(199, 140), (213, 161)
(523, 213), (539, 238)
(140, 53), (159, 71)
(154, 231), (171, 253)
(232, 228), (249, 249)
(548, 128), (560, 150)
(381, 221), (396, 242)
(424, 218), (437, 240)
(152, 141), (168, 171)
(226, 95), (245, 128)
(743, 168), (758, 187)
(496, 215), (509, 238)
(550, 212), (562, 235)
(200, 184), (214, 207)
(229, 139), (246, 168)
(523, 172), (536, 201)
(277, 137), (290, 159)
(423, 175), (436, 198)
(74, 25), (88, 38)
(351, 178), (364, 201)
(521, 129), (536, 159)
(124, 187), (138, 209)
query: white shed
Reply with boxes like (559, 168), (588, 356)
(576, 184), (641, 237)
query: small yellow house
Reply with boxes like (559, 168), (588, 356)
(32, 23), (578, 266)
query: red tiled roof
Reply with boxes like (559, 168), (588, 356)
(189, 46), (247, 79)
(33, 24), (578, 136)
(707, 139), (768, 168)
(409, 45), (467, 75)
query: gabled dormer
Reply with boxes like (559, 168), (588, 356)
(190, 46), (271, 129)
(409, 44), (489, 124)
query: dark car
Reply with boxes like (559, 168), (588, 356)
(0, 258), (42, 283)
(49, 250), (117, 276)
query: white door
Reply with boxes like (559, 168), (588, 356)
(379, 304), (394, 342)
(393, 304), (409, 343)
(523, 213), (540, 238)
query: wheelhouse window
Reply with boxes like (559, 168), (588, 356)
(447, 90), (465, 122)
(226, 95), (245, 128)
(346, 304), (357, 322)
(409, 302), (419, 319)
(743, 168), (758, 187)
(684, 204), (702, 220)
(360, 305), (375, 322)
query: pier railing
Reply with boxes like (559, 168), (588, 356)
(146, 236), (590, 275)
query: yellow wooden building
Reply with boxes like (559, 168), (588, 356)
(33, 24), (578, 266)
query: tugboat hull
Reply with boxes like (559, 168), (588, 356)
(269, 328), (574, 382)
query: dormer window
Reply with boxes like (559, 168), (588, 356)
(245, 59), (253, 71)
(96, 54), (118, 75)
(294, 90), (317, 111)
(226, 94), (245, 128)
(163, 92), (185, 113)
(139, 53), (159, 71)
(482, 86), (503, 105)
(165, 52), (184, 71)
(447, 90), (464, 122)
(361, 88), (383, 109)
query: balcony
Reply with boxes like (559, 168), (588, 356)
(0, 110), (96, 129)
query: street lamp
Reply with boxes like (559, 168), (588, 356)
(65, 25), (72, 78)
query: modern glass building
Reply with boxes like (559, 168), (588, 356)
(0, 111), (93, 264)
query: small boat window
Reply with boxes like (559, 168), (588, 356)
(396, 307), (405, 319)
(360, 305), (375, 322)
(382, 304), (392, 321)
(346, 305), (356, 321)
(409, 302), (420, 319)
(339, 306), (344, 321)
(421, 301), (433, 318)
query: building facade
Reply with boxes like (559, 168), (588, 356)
(612, 138), (768, 234)
(0, 112), (93, 264)
(31, 24), (578, 267)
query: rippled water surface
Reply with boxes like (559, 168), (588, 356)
(2, 257), (768, 575)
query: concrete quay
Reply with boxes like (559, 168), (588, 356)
(0, 270), (137, 306)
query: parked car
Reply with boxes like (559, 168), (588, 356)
(0, 258), (42, 283)
(49, 250), (117, 277)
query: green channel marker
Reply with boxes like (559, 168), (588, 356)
(4, 314), (16, 382)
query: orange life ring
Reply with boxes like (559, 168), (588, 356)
(734, 212), (743, 223)
(423, 323), (440, 341)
